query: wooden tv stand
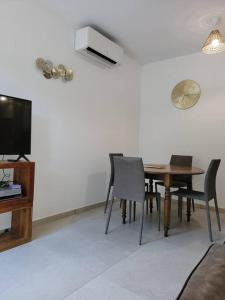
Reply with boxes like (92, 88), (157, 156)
(0, 161), (35, 252)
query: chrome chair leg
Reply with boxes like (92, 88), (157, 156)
(105, 197), (114, 234)
(104, 184), (112, 213)
(139, 202), (145, 245)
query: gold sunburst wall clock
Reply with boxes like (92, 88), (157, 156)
(171, 80), (201, 110)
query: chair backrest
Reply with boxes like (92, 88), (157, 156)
(204, 159), (221, 199)
(109, 153), (123, 185)
(170, 155), (193, 167)
(113, 157), (145, 203)
(170, 155), (193, 183)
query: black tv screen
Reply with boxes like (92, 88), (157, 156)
(0, 94), (31, 155)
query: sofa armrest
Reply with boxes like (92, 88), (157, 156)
(177, 243), (225, 300)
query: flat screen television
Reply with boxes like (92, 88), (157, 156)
(0, 94), (31, 158)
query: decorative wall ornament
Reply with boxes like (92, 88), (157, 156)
(171, 80), (201, 110)
(35, 58), (74, 81)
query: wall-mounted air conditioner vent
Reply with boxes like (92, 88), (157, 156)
(75, 26), (123, 68)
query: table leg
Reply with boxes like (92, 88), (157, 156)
(122, 199), (127, 224)
(186, 183), (192, 222)
(164, 186), (171, 237)
(187, 198), (191, 222)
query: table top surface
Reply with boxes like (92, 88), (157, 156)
(144, 164), (205, 175)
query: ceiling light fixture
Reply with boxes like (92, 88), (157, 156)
(0, 96), (7, 101)
(202, 16), (225, 54)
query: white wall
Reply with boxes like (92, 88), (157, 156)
(0, 0), (141, 227)
(139, 52), (225, 208)
(2, 1), (224, 230)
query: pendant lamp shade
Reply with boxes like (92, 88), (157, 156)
(202, 29), (225, 54)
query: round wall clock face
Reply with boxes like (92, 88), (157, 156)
(171, 80), (201, 110)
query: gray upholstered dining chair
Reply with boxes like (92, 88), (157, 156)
(171, 159), (221, 242)
(104, 153), (123, 213)
(105, 157), (161, 245)
(155, 155), (195, 217)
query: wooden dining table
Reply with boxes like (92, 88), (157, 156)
(121, 164), (204, 237)
(144, 164), (204, 237)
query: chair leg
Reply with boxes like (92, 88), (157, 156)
(104, 184), (112, 213)
(129, 201), (132, 224)
(178, 197), (181, 218)
(122, 199), (127, 224)
(133, 201), (136, 222)
(157, 193), (161, 231)
(105, 197), (114, 234)
(145, 183), (149, 215)
(192, 199), (195, 212)
(139, 202), (145, 245)
(214, 195), (221, 231)
(179, 196), (183, 223)
(146, 199), (149, 215)
(149, 198), (153, 213)
(155, 182), (159, 211)
(205, 200), (213, 242)
(155, 197), (159, 211)
(149, 179), (153, 213)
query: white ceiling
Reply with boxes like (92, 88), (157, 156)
(42, 0), (225, 64)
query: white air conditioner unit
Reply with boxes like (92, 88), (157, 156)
(75, 26), (123, 67)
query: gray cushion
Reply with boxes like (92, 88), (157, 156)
(172, 188), (205, 200)
(177, 243), (225, 300)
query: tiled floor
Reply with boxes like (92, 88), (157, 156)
(0, 201), (224, 300)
